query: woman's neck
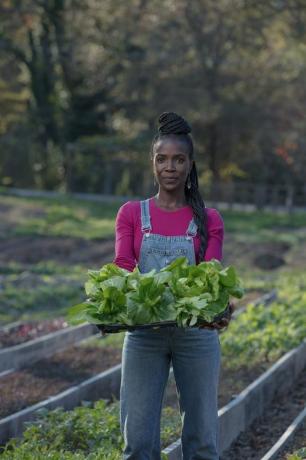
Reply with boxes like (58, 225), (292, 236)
(154, 191), (187, 210)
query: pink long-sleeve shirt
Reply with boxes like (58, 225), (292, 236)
(113, 197), (224, 272)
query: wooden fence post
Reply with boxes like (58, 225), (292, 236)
(254, 184), (266, 210)
(285, 185), (294, 213)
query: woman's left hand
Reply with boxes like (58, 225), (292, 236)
(199, 301), (235, 331)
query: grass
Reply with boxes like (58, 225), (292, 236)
(0, 261), (85, 276)
(0, 194), (123, 240)
(80, 331), (126, 350)
(0, 273), (87, 324)
(1, 193), (306, 241)
(221, 208), (306, 232)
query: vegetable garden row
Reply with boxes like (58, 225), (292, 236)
(221, 368), (306, 459)
(0, 270), (305, 459)
(0, 288), (275, 420)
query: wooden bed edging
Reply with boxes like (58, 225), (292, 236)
(162, 339), (306, 459)
(0, 323), (98, 373)
(1, 340), (305, 450)
(0, 363), (121, 444)
(260, 405), (306, 460)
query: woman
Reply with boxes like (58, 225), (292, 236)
(114, 112), (232, 460)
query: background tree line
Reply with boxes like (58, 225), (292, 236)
(0, 0), (306, 196)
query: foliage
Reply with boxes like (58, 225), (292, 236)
(220, 209), (306, 233)
(68, 257), (244, 327)
(0, 194), (121, 239)
(0, 275), (84, 324)
(3, 193), (306, 240)
(221, 271), (306, 369)
(79, 331), (125, 351)
(0, 400), (181, 459)
(1, 2), (306, 190)
(286, 448), (306, 460)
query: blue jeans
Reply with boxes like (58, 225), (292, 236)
(120, 326), (221, 460)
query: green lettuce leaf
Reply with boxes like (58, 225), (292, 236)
(67, 257), (245, 327)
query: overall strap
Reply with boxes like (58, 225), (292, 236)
(140, 199), (152, 232)
(186, 218), (198, 237)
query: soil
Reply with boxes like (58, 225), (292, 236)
(0, 341), (268, 419)
(220, 369), (306, 460)
(276, 420), (306, 459)
(0, 345), (122, 418)
(222, 233), (291, 270)
(253, 253), (286, 270)
(0, 318), (69, 348)
(0, 232), (293, 271)
(162, 362), (268, 411)
(0, 236), (115, 266)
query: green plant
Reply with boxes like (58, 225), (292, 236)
(68, 257), (244, 327)
(0, 400), (181, 459)
(286, 447), (306, 460)
(221, 271), (306, 369)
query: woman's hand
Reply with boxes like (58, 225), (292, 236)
(199, 301), (235, 331)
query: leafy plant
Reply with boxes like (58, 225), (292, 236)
(68, 257), (244, 327)
(0, 400), (181, 459)
(221, 271), (306, 369)
(286, 448), (306, 460)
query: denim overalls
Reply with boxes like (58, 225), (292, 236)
(120, 199), (221, 460)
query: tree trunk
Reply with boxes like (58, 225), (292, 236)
(207, 122), (220, 182)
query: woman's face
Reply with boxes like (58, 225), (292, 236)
(152, 137), (193, 192)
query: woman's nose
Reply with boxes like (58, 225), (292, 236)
(165, 160), (176, 171)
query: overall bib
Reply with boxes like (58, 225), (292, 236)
(120, 199), (221, 460)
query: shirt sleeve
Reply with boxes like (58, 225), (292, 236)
(204, 209), (224, 262)
(113, 202), (137, 272)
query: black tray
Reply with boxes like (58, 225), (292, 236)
(95, 304), (231, 334)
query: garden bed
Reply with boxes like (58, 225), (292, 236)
(0, 318), (69, 348)
(275, 420), (306, 460)
(219, 369), (306, 460)
(0, 340), (267, 419)
(0, 345), (122, 418)
(163, 362), (268, 411)
(0, 236), (115, 266)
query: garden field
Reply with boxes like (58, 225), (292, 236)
(0, 192), (305, 459)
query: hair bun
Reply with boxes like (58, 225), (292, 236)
(158, 112), (191, 135)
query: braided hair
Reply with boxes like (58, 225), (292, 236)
(150, 112), (209, 261)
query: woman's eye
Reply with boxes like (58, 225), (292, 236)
(178, 158), (185, 163)
(157, 157), (164, 163)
